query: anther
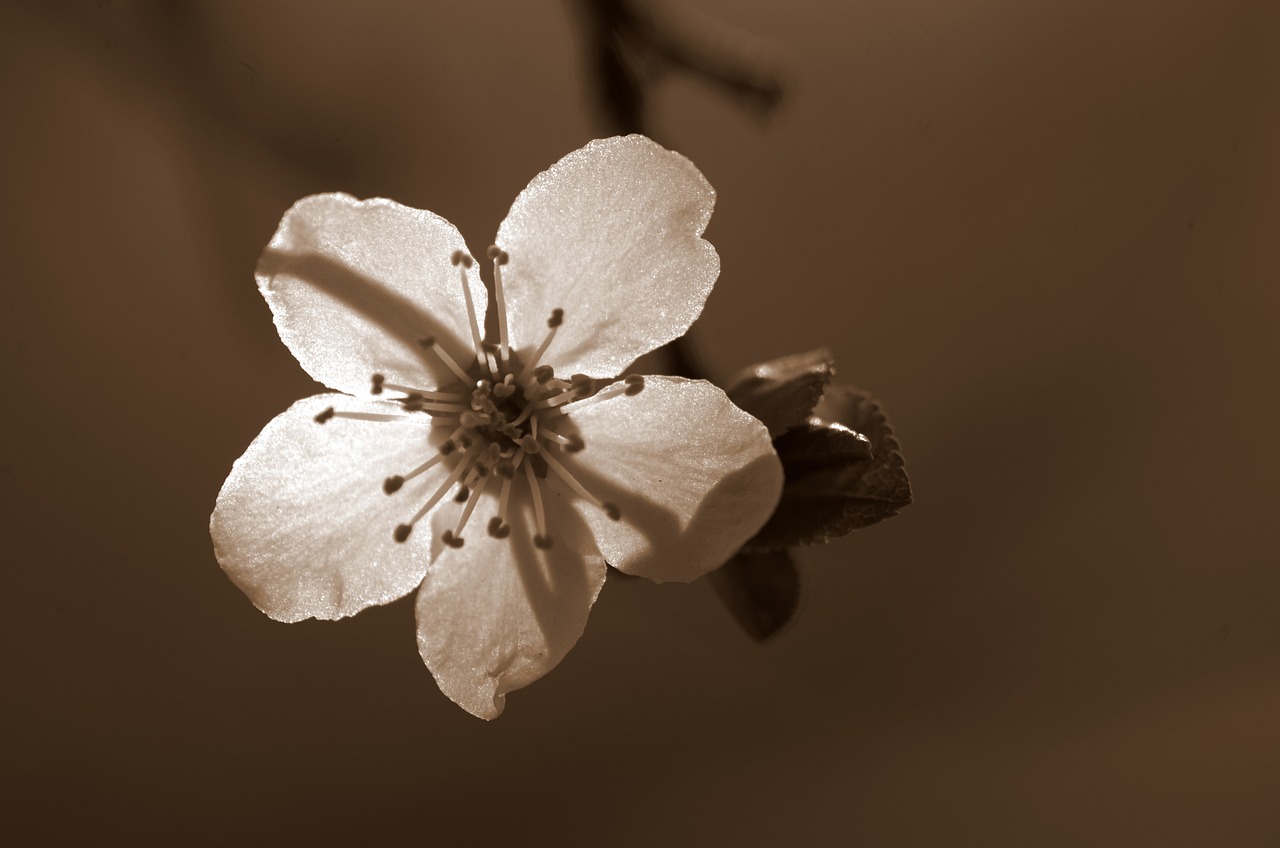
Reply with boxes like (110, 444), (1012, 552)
(314, 406), (335, 424)
(565, 435), (585, 452)
(393, 524), (413, 543)
(441, 440), (457, 456)
(624, 374), (645, 396)
(487, 517), (511, 539)
(604, 502), (622, 521)
(533, 365), (554, 384)
(370, 373), (385, 395)
(493, 374), (516, 398)
(450, 250), (473, 268)
(519, 435), (541, 454)
(486, 245), (509, 265)
(495, 460), (516, 478)
(454, 486), (470, 503)
(441, 530), (465, 548)
(534, 534), (554, 550)
(383, 475), (404, 494)
(548, 308), (564, 328)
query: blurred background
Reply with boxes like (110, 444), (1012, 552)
(3, 0), (1278, 844)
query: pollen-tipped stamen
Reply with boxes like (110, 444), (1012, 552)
(379, 382), (468, 403)
(451, 250), (489, 378)
(541, 450), (622, 521)
(517, 309), (565, 382)
(393, 449), (476, 542)
(523, 460), (552, 549)
(419, 335), (472, 383)
(448, 467), (493, 548)
(540, 429), (584, 452)
(488, 245), (511, 367)
(487, 452), (521, 539)
(317, 409), (406, 424)
(382, 451), (448, 496)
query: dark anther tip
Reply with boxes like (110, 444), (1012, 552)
(419, 335), (436, 348)
(440, 440), (457, 455)
(314, 406), (336, 424)
(604, 502), (621, 521)
(488, 517), (511, 538)
(624, 375), (645, 396)
(548, 308), (564, 328)
(566, 436), (585, 453)
(383, 475), (404, 495)
(393, 524), (413, 543)
(533, 534), (554, 550)
(442, 530), (465, 548)
(370, 374), (385, 394)
(454, 486), (470, 503)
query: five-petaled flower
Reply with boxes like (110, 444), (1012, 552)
(211, 136), (784, 719)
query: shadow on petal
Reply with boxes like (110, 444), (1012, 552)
(258, 248), (473, 380)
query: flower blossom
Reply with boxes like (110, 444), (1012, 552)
(211, 136), (783, 719)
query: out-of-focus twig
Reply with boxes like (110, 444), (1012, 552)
(569, 0), (783, 137)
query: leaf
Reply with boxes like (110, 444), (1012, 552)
(745, 386), (912, 551)
(725, 348), (836, 437)
(709, 549), (801, 641)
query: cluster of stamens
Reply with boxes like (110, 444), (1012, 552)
(314, 245), (642, 551)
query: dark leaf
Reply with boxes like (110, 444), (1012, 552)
(709, 549), (801, 641)
(725, 348), (836, 437)
(772, 420), (872, 476)
(746, 386), (912, 551)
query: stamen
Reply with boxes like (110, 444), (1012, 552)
(321, 410), (406, 423)
(523, 460), (552, 549)
(487, 245), (511, 366)
(487, 451), (523, 539)
(380, 383), (468, 402)
(384, 451), (447, 493)
(419, 335), (471, 383)
(448, 467), (493, 548)
(540, 429), (585, 452)
(560, 378), (640, 412)
(541, 450), (622, 521)
(493, 374), (517, 399)
(451, 251), (489, 378)
(393, 449), (475, 543)
(517, 309), (565, 381)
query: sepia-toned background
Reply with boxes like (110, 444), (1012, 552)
(3, 1), (1278, 844)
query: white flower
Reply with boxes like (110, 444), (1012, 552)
(211, 136), (783, 719)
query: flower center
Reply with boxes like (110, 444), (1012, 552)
(314, 246), (639, 551)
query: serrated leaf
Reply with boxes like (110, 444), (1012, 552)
(772, 421), (873, 476)
(709, 549), (801, 641)
(746, 386), (912, 551)
(725, 348), (836, 437)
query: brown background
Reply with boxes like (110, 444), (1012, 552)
(3, 0), (1278, 844)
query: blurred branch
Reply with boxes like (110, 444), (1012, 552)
(569, 0), (783, 137)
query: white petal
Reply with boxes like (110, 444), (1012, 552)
(495, 136), (719, 378)
(549, 377), (783, 583)
(256, 193), (487, 395)
(211, 394), (450, 621)
(416, 488), (606, 720)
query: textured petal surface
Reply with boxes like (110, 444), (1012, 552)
(212, 394), (448, 622)
(416, 489), (605, 720)
(548, 377), (783, 583)
(495, 136), (719, 378)
(256, 193), (487, 395)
